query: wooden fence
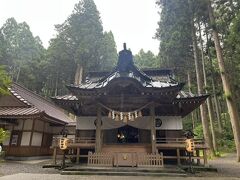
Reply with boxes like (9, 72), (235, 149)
(88, 152), (113, 166)
(87, 152), (163, 167)
(137, 153), (164, 168)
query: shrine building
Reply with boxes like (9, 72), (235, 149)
(51, 44), (209, 166)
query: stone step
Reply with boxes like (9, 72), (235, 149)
(65, 166), (184, 172)
(62, 166), (186, 176)
(61, 170), (187, 177)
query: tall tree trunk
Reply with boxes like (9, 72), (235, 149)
(54, 71), (59, 96)
(198, 21), (218, 152)
(205, 23), (223, 133)
(16, 66), (21, 83)
(187, 71), (195, 129)
(208, 0), (240, 162)
(74, 64), (83, 85)
(191, 18), (215, 155)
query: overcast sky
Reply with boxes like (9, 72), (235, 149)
(0, 0), (160, 54)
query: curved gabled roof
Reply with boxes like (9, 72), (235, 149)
(67, 44), (181, 93)
(67, 70), (179, 90)
(0, 83), (75, 124)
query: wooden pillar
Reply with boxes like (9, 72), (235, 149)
(150, 104), (157, 154)
(203, 149), (208, 165)
(95, 105), (102, 153)
(196, 149), (200, 165)
(53, 147), (57, 165)
(176, 148), (181, 165)
(76, 147), (80, 164)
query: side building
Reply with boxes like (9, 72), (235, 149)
(0, 83), (75, 159)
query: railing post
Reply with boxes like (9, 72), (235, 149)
(203, 149), (208, 165)
(196, 149), (200, 165)
(176, 148), (181, 165)
(76, 147), (80, 164)
(53, 146), (57, 165)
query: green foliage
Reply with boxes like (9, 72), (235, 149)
(0, 66), (11, 95)
(218, 117), (235, 152)
(155, 0), (193, 80)
(0, 128), (9, 143)
(193, 124), (203, 139)
(134, 49), (159, 69)
(45, 0), (118, 95)
(0, 17), (46, 93)
(224, 91), (232, 100)
(0, 1), (118, 96)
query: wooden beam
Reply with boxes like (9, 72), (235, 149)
(150, 103), (157, 154)
(196, 149), (200, 165)
(95, 105), (102, 152)
(176, 148), (181, 165)
(53, 147), (57, 165)
(203, 149), (208, 165)
(76, 147), (80, 164)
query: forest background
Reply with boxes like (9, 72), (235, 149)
(0, 0), (240, 160)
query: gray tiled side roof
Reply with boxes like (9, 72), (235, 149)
(0, 107), (41, 116)
(9, 83), (75, 123)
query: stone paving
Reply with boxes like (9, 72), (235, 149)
(0, 153), (240, 180)
(0, 174), (240, 180)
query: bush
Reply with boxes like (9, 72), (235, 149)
(0, 128), (10, 143)
(193, 124), (203, 139)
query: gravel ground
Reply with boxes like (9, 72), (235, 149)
(0, 153), (240, 179)
(0, 159), (58, 176)
(206, 153), (240, 177)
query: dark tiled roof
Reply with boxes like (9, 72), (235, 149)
(54, 94), (78, 101)
(54, 91), (206, 101)
(177, 91), (195, 98)
(68, 71), (178, 90)
(9, 89), (31, 106)
(0, 107), (41, 117)
(0, 83), (75, 124)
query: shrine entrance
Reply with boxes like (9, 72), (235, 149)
(117, 125), (139, 143)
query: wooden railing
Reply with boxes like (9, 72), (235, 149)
(138, 153), (163, 167)
(156, 138), (205, 145)
(88, 152), (113, 166)
(51, 137), (95, 147)
(74, 137), (96, 144)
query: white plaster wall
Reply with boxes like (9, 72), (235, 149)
(23, 119), (33, 130)
(31, 132), (43, 146)
(21, 132), (31, 146)
(76, 116), (183, 130)
(156, 116), (183, 130)
(34, 120), (44, 131)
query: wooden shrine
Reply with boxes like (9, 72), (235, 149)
(52, 43), (209, 167)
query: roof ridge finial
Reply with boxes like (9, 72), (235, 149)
(123, 43), (126, 50)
